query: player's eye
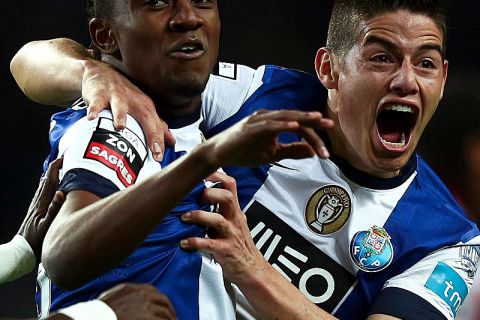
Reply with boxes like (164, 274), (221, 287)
(145, 0), (168, 7)
(370, 54), (392, 64)
(418, 59), (436, 69)
(192, 0), (214, 7)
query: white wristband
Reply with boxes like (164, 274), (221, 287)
(57, 300), (117, 320)
(0, 235), (36, 284)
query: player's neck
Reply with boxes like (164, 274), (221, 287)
(148, 91), (201, 119)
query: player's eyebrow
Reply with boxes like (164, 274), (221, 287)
(363, 34), (398, 52)
(417, 43), (444, 57)
(363, 34), (444, 56)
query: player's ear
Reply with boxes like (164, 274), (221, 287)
(89, 18), (118, 54)
(315, 47), (338, 90)
(439, 59), (449, 99)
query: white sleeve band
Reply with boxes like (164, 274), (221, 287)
(0, 234), (36, 284)
(57, 300), (117, 320)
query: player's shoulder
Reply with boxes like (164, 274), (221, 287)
(202, 63), (262, 114)
(60, 106), (147, 158)
(384, 155), (480, 270)
(53, 98), (148, 170)
(55, 99), (144, 139)
(413, 155), (472, 221)
(50, 98), (87, 129)
(202, 62), (323, 134)
(383, 243), (480, 320)
(52, 100), (149, 190)
(381, 156), (480, 320)
(206, 62), (319, 96)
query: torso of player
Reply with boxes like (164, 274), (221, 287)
(37, 105), (236, 320)
(203, 63), (480, 320)
(234, 155), (413, 317)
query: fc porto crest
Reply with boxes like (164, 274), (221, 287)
(350, 226), (394, 272)
(305, 185), (351, 235)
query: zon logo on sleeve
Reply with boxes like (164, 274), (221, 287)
(83, 118), (147, 187)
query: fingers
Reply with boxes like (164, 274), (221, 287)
(48, 157), (64, 172)
(291, 126), (330, 159)
(205, 171), (237, 195)
(31, 191), (66, 262)
(132, 284), (177, 319)
(274, 143), (317, 161)
(43, 158), (62, 191)
(252, 110), (333, 159)
(82, 60), (113, 118)
(151, 292), (176, 319)
(100, 283), (177, 320)
(43, 191), (66, 225)
(143, 115), (167, 162)
(81, 60), (175, 161)
(145, 110), (177, 162)
(251, 109), (330, 125)
(163, 122), (177, 147)
(110, 95), (129, 130)
(180, 235), (217, 252)
(44, 157), (62, 184)
(86, 95), (109, 120)
(252, 110), (334, 133)
(35, 158), (63, 210)
(181, 210), (229, 234)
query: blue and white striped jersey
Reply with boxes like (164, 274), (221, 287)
(201, 63), (480, 320)
(36, 62), (480, 320)
(36, 100), (235, 320)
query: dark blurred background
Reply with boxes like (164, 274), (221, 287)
(0, 1), (478, 317)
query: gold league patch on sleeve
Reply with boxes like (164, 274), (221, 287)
(305, 185), (351, 235)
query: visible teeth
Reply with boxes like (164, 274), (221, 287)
(380, 132), (406, 148)
(385, 105), (414, 113)
(181, 45), (196, 51)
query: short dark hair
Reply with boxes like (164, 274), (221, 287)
(86, 0), (115, 21)
(326, 0), (447, 59)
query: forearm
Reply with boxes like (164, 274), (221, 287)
(43, 143), (219, 287)
(10, 38), (90, 106)
(0, 235), (36, 284)
(238, 261), (336, 320)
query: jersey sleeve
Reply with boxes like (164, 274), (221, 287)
(201, 63), (262, 132)
(201, 63), (327, 138)
(377, 243), (480, 319)
(57, 111), (149, 196)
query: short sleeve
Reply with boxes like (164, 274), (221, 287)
(58, 111), (149, 192)
(380, 245), (480, 319)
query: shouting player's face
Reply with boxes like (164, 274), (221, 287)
(93, 0), (220, 109)
(318, 10), (448, 178)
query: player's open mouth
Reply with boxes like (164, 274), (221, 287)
(376, 104), (418, 151)
(170, 40), (206, 60)
(179, 44), (202, 53)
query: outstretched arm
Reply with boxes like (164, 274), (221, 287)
(10, 38), (174, 161)
(43, 110), (332, 288)
(180, 171), (336, 320)
(10, 38), (90, 106)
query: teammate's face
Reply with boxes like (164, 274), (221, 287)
(322, 10), (448, 178)
(109, 0), (220, 108)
